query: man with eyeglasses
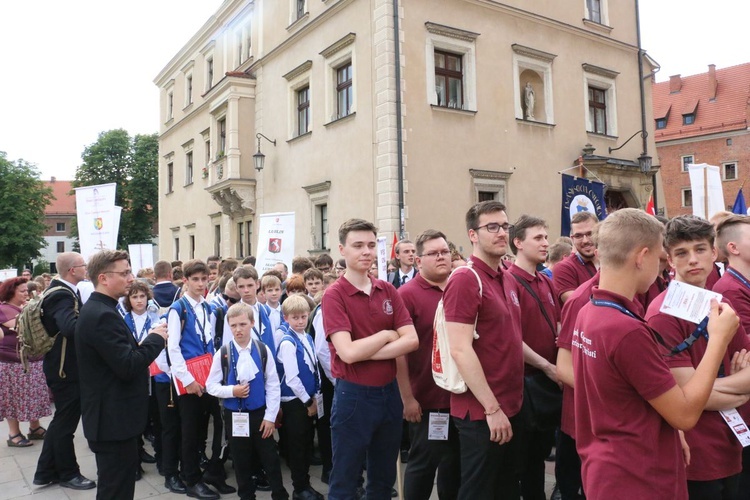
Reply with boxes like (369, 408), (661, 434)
(389, 239), (418, 290)
(553, 212), (599, 305)
(34, 252), (97, 491)
(397, 229), (461, 499)
(443, 200), (524, 498)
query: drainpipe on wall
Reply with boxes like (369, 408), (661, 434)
(393, 0), (405, 239)
(635, 0), (658, 213)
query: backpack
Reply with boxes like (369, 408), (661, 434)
(17, 285), (79, 377)
(220, 339), (268, 384)
(431, 264), (482, 394)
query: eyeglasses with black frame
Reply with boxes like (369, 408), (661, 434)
(223, 294), (240, 305)
(473, 223), (512, 234)
(104, 269), (133, 278)
(419, 250), (451, 259)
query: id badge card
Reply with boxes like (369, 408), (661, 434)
(428, 412), (450, 441)
(232, 412), (250, 438)
(720, 408), (750, 447)
(315, 392), (324, 418)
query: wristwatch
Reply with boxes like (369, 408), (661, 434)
(304, 398), (314, 408)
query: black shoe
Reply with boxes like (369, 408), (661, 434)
(135, 466), (143, 481)
(355, 486), (366, 500)
(144, 432), (156, 445)
(186, 481), (220, 500)
(550, 484), (562, 500)
(310, 450), (323, 466)
(59, 474), (96, 490)
(32, 476), (58, 486)
(165, 475), (187, 494)
(140, 449), (157, 464)
(199, 451), (209, 470)
(391, 487), (398, 498)
(321, 468), (330, 485)
(305, 486), (324, 500)
(205, 477), (236, 494)
(400, 448), (409, 464)
(293, 489), (318, 500)
(253, 473), (271, 491)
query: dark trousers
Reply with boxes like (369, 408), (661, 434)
(518, 425), (555, 500)
(740, 447), (750, 499)
(146, 380), (162, 464)
(403, 410), (461, 500)
(178, 392), (219, 485)
(555, 430), (584, 500)
(200, 394), (225, 478)
(315, 374), (334, 474)
(281, 399), (315, 491)
(224, 408), (288, 500)
(454, 414), (521, 500)
(88, 437), (139, 500)
(688, 475), (740, 500)
(155, 381), (181, 477)
(34, 380), (81, 482)
(329, 379), (403, 500)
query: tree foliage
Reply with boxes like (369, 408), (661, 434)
(0, 152), (53, 268)
(71, 129), (159, 248)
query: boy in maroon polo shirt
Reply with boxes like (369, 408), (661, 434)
(573, 209), (739, 499)
(444, 201), (524, 499)
(553, 211), (598, 305)
(321, 218), (418, 500)
(646, 215), (750, 498)
(396, 229), (460, 500)
(507, 215), (561, 500)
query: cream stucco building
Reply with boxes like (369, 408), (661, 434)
(155, 0), (663, 261)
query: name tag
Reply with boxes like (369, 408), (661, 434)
(720, 409), (750, 447)
(428, 412), (450, 441)
(315, 392), (325, 419)
(232, 412), (250, 438)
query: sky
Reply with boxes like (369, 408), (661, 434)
(0, 1), (747, 181)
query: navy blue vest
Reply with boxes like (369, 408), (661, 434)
(171, 298), (214, 361)
(279, 332), (319, 399)
(223, 342), (266, 412)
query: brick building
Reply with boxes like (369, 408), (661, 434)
(653, 63), (750, 216)
(38, 178), (76, 272)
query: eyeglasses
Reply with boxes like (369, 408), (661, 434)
(317, 266), (331, 272)
(420, 250), (451, 259)
(474, 223), (512, 233)
(71, 264), (87, 269)
(104, 269), (133, 277)
(223, 294), (240, 305)
(571, 231), (594, 241)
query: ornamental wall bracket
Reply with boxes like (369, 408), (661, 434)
(207, 179), (257, 217)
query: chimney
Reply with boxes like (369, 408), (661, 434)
(669, 74), (682, 93)
(50, 176), (56, 183)
(708, 64), (717, 100)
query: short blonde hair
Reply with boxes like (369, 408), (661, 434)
(227, 302), (254, 323)
(281, 294), (311, 317)
(260, 274), (281, 291)
(596, 209), (664, 267)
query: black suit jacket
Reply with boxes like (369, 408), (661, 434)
(76, 292), (164, 442)
(388, 268), (417, 290)
(41, 278), (83, 383)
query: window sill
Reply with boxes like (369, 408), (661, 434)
(582, 19), (613, 34)
(165, 118), (174, 126)
(183, 103), (194, 112)
(516, 118), (555, 129)
(586, 131), (618, 140)
(287, 131), (312, 144)
(325, 112), (356, 127)
(430, 105), (477, 116)
(287, 12), (310, 31)
(166, 191), (174, 196)
(184, 181), (194, 187)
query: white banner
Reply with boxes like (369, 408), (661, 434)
(688, 164), (725, 220)
(128, 244), (154, 277)
(75, 183), (119, 263)
(0, 269), (17, 281)
(377, 236), (388, 280)
(255, 212), (296, 274)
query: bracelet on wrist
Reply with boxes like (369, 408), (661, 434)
(484, 405), (501, 416)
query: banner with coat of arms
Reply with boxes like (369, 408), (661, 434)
(255, 212), (296, 274)
(75, 183), (120, 263)
(561, 174), (607, 236)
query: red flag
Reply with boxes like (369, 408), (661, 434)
(390, 232), (398, 259)
(645, 195), (655, 216)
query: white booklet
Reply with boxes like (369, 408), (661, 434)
(658, 280), (722, 324)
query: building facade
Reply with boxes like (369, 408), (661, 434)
(37, 178), (76, 272)
(652, 63), (750, 217)
(156, 0), (662, 261)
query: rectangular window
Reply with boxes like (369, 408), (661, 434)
(724, 162), (738, 181)
(214, 224), (221, 257)
(587, 0), (602, 23)
(478, 191), (497, 202)
(185, 151), (193, 185)
(246, 221), (253, 257)
(655, 118), (667, 129)
(682, 189), (693, 207)
(56, 222), (66, 232)
(683, 113), (695, 125)
(205, 140), (211, 165)
(186, 75), (193, 105)
(588, 86), (607, 134)
(317, 204), (329, 250)
(682, 155), (694, 172)
(167, 91), (174, 120)
(336, 63), (353, 118)
(218, 119), (226, 157)
(56, 241), (65, 253)
(167, 162), (174, 193)
(237, 222), (245, 258)
(296, 0), (306, 20)
(174, 238), (180, 260)
(434, 50), (463, 109)
(237, 32), (244, 66)
(207, 57), (214, 89)
(297, 86), (310, 136)
(190, 235), (195, 259)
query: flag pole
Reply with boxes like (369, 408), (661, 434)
(703, 167), (709, 219)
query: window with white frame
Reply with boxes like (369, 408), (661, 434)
(682, 188), (693, 207)
(218, 118), (227, 157)
(185, 74), (193, 106)
(321, 34), (356, 123)
(166, 90), (174, 121)
(470, 169), (511, 206)
(682, 154), (694, 172)
(167, 162), (174, 193)
(237, 221), (253, 258)
(425, 22), (479, 112)
(512, 44), (556, 123)
(214, 224), (221, 257)
(56, 222), (66, 232)
(185, 151), (194, 185)
(584, 0), (608, 25)
(206, 56), (214, 90)
(190, 235), (195, 259)
(297, 87), (311, 136)
(303, 181), (331, 250)
(723, 162), (738, 181)
(57, 241), (65, 253)
(317, 204), (329, 250)
(336, 64), (353, 118)
(583, 64), (618, 137)
(284, 60), (312, 138)
(174, 237), (180, 260)
(295, 0), (306, 21)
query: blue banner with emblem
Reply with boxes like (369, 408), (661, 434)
(561, 174), (607, 236)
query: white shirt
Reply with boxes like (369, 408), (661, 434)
(277, 329), (317, 403)
(76, 280), (94, 304)
(398, 268), (416, 285)
(267, 303), (282, 336)
(312, 308), (334, 384)
(206, 339), (281, 422)
(167, 294), (216, 387)
(131, 311), (149, 343)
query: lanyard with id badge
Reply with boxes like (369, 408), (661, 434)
(299, 335), (324, 418)
(229, 345), (256, 438)
(428, 411), (450, 441)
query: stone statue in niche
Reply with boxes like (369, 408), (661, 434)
(524, 82), (535, 120)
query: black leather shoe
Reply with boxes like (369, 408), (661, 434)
(32, 476), (58, 486)
(391, 487), (398, 497)
(140, 449), (157, 464)
(59, 474), (96, 490)
(205, 477), (236, 494)
(186, 481), (220, 500)
(305, 486), (324, 500)
(253, 473), (271, 491)
(310, 450), (323, 466)
(135, 467), (142, 482)
(165, 475), (187, 494)
(293, 489), (318, 500)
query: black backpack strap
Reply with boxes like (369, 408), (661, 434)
(213, 307), (225, 351)
(253, 338), (267, 377)
(510, 273), (557, 336)
(220, 344), (229, 385)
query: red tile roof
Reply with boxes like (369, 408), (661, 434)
(44, 180), (76, 215)
(652, 62), (750, 142)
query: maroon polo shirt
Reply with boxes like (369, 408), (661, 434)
(553, 253), (597, 304)
(705, 263), (723, 290)
(399, 274), (450, 410)
(557, 272), (599, 438)
(573, 288), (685, 499)
(322, 275), (413, 386)
(647, 289), (750, 481)
(442, 257), (523, 420)
(636, 274), (668, 312)
(508, 263), (560, 376)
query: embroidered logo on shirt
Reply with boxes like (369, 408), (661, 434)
(510, 290), (520, 307)
(382, 300), (393, 315)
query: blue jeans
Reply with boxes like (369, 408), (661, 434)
(329, 379), (403, 500)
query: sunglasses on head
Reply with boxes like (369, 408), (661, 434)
(223, 294), (239, 304)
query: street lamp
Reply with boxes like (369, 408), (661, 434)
(253, 133), (277, 172)
(638, 154), (652, 174)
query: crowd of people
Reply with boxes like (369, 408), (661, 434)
(5, 200), (750, 500)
